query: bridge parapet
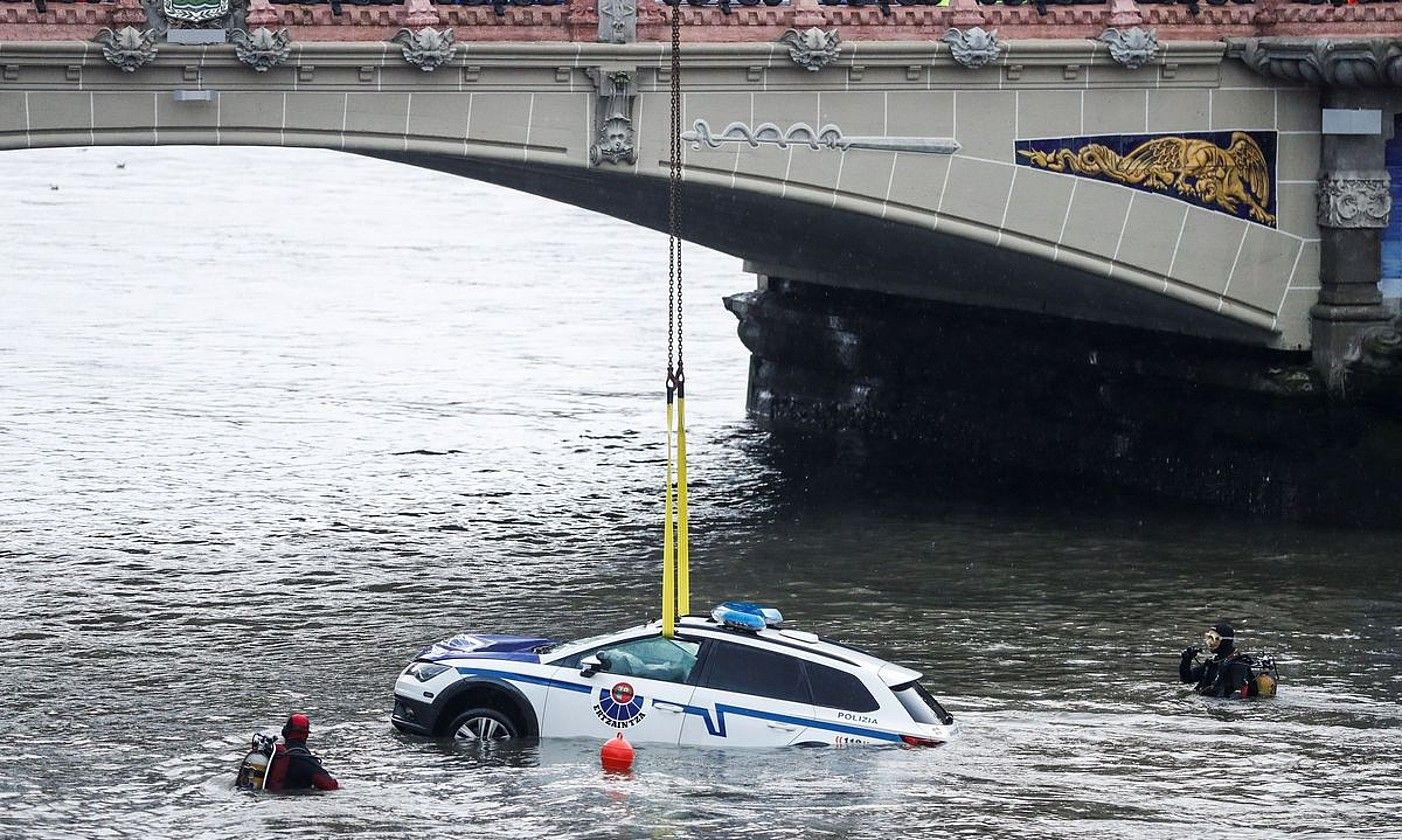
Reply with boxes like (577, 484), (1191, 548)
(1, 0), (1400, 41)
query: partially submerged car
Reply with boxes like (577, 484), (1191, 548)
(393, 602), (958, 748)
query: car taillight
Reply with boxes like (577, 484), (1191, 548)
(901, 734), (944, 748)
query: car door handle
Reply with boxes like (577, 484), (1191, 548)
(656, 704), (682, 714)
(767, 722), (798, 731)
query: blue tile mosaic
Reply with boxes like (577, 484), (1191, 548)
(1382, 118), (1401, 298)
(1015, 130), (1278, 228)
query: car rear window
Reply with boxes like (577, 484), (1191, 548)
(701, 641), (811, 704)
(892, 681), (954, 725)
(804, 661), (880, 712)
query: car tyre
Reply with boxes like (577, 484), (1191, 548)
(447, 707), (518, 743)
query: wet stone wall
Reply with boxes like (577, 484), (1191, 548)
(726, 278), (1402, 525)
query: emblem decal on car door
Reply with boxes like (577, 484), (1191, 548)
(594, 682), (647, 728)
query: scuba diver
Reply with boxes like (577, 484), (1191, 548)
(1179, 621), (1277, 699)
(235, 713), (339, 792)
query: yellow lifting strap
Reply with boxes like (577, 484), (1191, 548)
(663, 386), (675, 638)
(662, 1), (688, 639)
(676, 377), (690, 615)
(664, 370), (689, 638)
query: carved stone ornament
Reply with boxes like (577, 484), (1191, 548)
(1229, 38), (1402, 88)
(588, 68), (637, 165)
(392, 27), (457, 73)
(1359, 320), (1402, 371)
(683, 119), (961, 155)
(1317, 174), (1392, 229)
(598, 0), (636, 45)
(163, 0), (229, 25)
(140, 0), (245, 37)
(94, 26), (159, 73)
(1098, 27), (1159, 70)
(230, 27), (291, 72)
(778, 28), (841, 73)
(942, 28), (1002, 70)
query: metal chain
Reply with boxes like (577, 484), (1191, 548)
(668, 3), (683, 386)
(667, 45), (675, 380)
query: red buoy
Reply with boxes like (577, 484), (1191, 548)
(600, 732), (634, 773)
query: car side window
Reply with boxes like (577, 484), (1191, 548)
(804, 661), (880, 712)
(565, 636), (700, 685)
(700, 641), (812, 704)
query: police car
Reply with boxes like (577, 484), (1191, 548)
(391, 602), (958, 748)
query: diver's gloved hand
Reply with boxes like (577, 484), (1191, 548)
(1181, 646), (1201, 660)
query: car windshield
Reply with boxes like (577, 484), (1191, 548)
(537, 628), (638, 658)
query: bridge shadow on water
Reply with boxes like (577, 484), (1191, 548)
(725, 279), (1402, 529)
(724, 423), (1369, 535)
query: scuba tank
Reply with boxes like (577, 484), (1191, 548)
(234, 732), (279, 790)
(1246, 653), (1279, 698)
(1226, 651), (1280, 698)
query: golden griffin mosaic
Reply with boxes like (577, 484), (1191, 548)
(1015, 131), (1277, 227)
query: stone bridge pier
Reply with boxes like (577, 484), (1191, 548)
(720, 36), (1402, 524)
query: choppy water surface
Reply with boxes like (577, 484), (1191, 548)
(1, 147), (1399, 840)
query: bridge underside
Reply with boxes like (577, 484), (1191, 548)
(0, 38), (1337, 352)
(373, 150), (1402, 525)
(371, 151), (1274, 347)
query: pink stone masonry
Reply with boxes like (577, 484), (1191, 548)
(246, 0), (281, 27)
(0, 0), (1398, 42)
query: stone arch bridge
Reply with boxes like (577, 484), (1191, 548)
(2, 0), (1400, 519)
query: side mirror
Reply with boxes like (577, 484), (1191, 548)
(580, 655), (602, 677)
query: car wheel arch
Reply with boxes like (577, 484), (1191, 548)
(433, 677), (539, 739)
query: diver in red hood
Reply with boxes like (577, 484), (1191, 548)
(263, 713), (339, 792)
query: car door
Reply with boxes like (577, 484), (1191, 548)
(803, 659), (893, 746)
(539, 634), (701, 744)
(678, 640), (818, 747)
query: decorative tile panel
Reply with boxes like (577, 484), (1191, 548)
(1015, 130), (1278, 228)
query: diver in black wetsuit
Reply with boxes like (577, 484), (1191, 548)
(1180, 621), (1254, 698)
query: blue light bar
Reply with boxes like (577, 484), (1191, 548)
(712, 601), (783, 631)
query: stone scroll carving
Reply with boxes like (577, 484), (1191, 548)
(1229, 38), (1402, 88)
(1317, 174), (1393, 229)
(587, 68), (637, 166)
(1359, 319), (1402, 372)
(94, 26), (159, 72)
(1098, 27), (1159, 70)
(942, 27), (1002, 70)
(779, 28), (841, 73)
(683, 120), (961, 155)
(230, 27), (291, 72)
(393, 27), (457, 73)
(598, 0), (636, 45)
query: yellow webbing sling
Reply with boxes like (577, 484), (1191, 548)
(662, 2), (688, 638)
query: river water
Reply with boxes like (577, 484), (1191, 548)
(1, 147), (1399, 840)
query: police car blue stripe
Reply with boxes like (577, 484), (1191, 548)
(453, 667), (905, 743)
(651, 700), (904, 743)
(453, 666), (592, 693)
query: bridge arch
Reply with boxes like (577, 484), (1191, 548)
(0, 39), (1324, 347)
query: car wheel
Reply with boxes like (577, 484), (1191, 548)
(447, 707), (518, 742)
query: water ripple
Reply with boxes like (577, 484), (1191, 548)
(0, 147), (1397, 839)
